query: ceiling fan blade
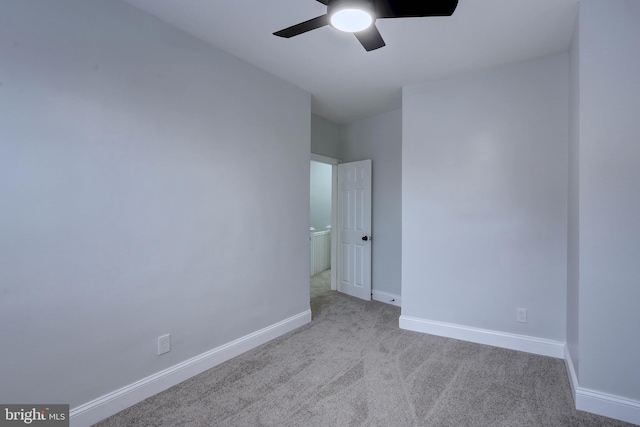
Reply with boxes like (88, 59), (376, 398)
(374, 0), (458, 19)
(354, 24), (386, 51)
(315, 0), (329, 4)
(273, 15), (329, 38)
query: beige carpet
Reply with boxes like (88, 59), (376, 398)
(95, 270), (633, 426)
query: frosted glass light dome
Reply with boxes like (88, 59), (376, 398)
(330, 8), (373, 32)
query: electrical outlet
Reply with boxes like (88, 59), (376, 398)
(517, 308), (527, 323)
(158, 334), (171, 355)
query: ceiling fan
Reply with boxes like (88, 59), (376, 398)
(273, 0), (459, 52)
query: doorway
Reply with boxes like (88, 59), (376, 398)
(309, 154), (373, 301)
(310, 154), (339, 292)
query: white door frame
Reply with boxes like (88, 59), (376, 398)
(310, 153), (339, 291)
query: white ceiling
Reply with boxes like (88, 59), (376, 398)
(123, 0), (579, 124)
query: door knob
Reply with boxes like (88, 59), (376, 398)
(362, 236), (372, 241)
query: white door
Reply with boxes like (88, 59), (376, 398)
(337, 160), (372, 301)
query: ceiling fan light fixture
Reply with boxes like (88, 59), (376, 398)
(330, 8), (373, 33)
(273, 0), (459, 51)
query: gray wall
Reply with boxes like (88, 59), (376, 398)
(310, 161), (332, 232)
(573, 0), (640, 400)
(341, 109), (402, 297)
(0, 0), (310, 408)
(311, 114), (341, 159)
(566, 15), (581, 378)
(402, 54), (569, 341)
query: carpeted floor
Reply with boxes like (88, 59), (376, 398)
(95, 270), (633, 426)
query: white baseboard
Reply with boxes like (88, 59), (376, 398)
(563, 345), (579, 401)
(70, 310), (312, 427)
(399, 315), (564, 359)
(564, 346), (640, 425)
(372, 290), (401, 307)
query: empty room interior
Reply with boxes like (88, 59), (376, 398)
(1, 0), (639, 425)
